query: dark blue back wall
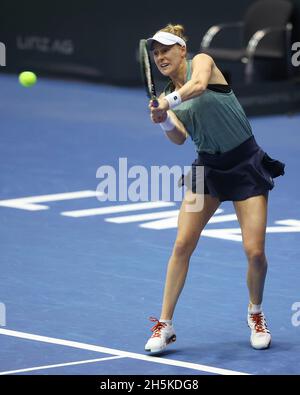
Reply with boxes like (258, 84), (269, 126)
(0, 0), (298, 83)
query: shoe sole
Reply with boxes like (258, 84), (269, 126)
(145, 334), (177, 354)
(250, 339), (271, 350)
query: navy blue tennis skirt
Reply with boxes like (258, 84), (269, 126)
(180, 135), (285, 202)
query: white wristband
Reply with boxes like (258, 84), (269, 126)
(164, 91), (182, 109)
(159, 113), (175, 132)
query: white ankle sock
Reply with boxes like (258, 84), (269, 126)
(248, 303), (262, 314)
(160, 319), (173, 325)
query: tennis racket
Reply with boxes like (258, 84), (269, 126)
(139, 39), (159, 107)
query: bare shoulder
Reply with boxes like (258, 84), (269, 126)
(192, 53), (227, 84)
(192, 53), (215, 66)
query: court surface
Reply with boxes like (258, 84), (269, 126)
(0, 73), (300, 375)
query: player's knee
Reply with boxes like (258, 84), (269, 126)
(245, 246), (266, 265)
(173, 238), (197, 258)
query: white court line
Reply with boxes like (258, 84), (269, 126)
(102, 208), (227, 225)
(0, 356), (124, 375)
(140, 213), (238, 230)
(105, 210), (179, 223)
(61, 201), (175, 217)
(0, 190), (104, 211)
(0, 328), (250, 375)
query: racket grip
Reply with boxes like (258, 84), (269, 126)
(151, 99), (159, 108)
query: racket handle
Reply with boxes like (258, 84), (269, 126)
(151, 98), (159, 108)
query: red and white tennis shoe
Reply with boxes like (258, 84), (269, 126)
(247, 311), (271, 349)
(145, 317), (176, 354)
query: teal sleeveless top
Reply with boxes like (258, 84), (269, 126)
(164, 60), (253, 154)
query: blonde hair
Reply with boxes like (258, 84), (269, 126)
(158, 24), (188, 43)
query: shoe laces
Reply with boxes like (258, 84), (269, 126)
(149, 317), (167, 338)
(249, 312), (269, 333)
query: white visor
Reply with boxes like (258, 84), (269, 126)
(147, 31), (186, 50)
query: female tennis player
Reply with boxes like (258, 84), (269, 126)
(144, 24), (285, 354)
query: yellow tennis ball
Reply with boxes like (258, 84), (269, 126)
(19, 71), (37, 87)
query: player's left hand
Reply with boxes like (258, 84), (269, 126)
(149, 98), (169, 123)
(149, 98), (169, 112)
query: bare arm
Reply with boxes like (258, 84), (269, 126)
(176, 53), (213, 101)
(149, 93), (188, 145)
(165, 110), (188, 145)
(149, 54), (214, 143)
(152, 54), (214, 114)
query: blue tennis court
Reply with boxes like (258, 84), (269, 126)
(0, 73), (300, 375)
